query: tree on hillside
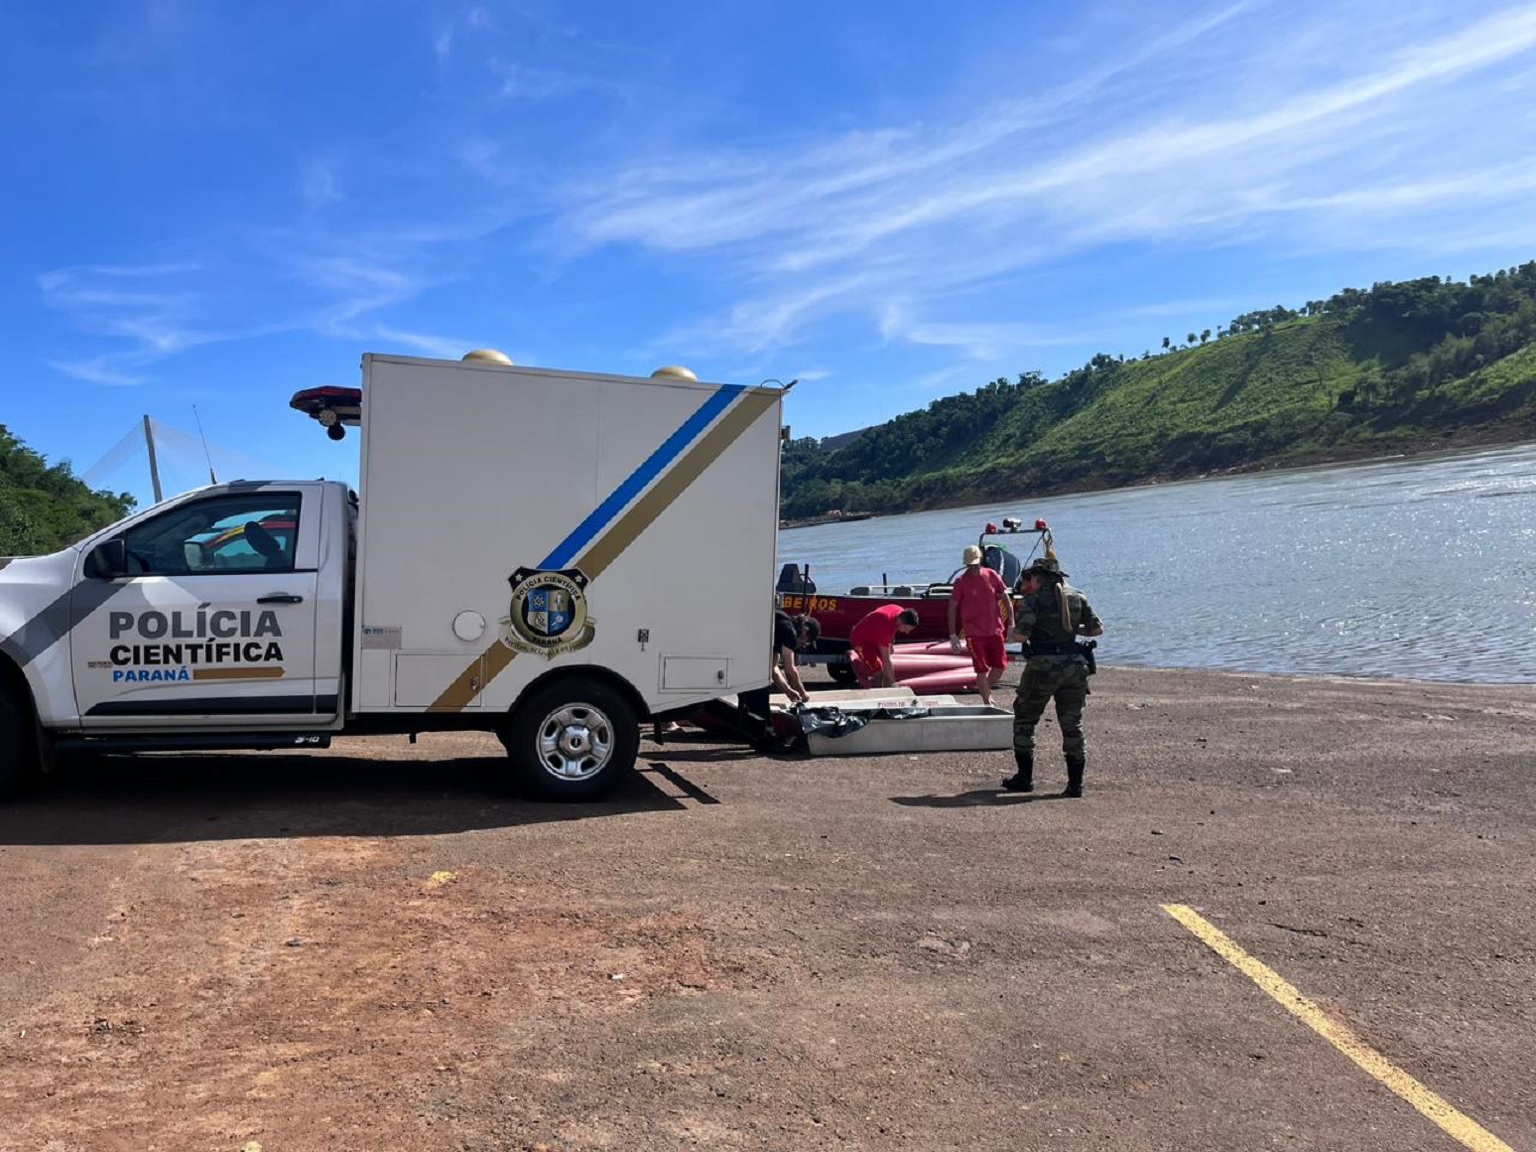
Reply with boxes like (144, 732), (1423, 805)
(1162, 336), (1171, 351)
(1186, 332), (1197, 346)
(1200, 329), (1210, 344)
(0, 426), (136, 555)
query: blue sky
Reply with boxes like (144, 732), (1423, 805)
(4, 0), (1535, 507)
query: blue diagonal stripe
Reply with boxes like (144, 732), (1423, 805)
(540, 384), (745, 570)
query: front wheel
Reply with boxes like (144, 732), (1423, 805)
(0, 690), (38, 797)
(505, 677), (639, 801)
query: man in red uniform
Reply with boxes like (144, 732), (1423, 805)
(849, 605), (920, 688)
(947, 544), (1014, 706)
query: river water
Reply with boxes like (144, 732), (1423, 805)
(777, 444), (1536, 685)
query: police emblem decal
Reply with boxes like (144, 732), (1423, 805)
(501, 567), (596, 657)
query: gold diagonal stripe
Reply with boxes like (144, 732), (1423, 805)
(428, 389), (779, 712)
(578, 390), (778, 580)
(193, 666), (287, 681)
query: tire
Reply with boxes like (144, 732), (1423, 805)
(828, 659), (859, 686)
(0, 690), (37, 797)
(505, 677), (639, 801)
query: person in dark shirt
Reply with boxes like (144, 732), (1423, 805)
(738, 610), (821, 740)
(771, 609), (820, 704)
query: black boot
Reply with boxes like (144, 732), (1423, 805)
(1063, 755), (1084, 798)
(1003, 751), (1034, 792)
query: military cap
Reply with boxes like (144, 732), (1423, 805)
(1024, 556), (1068, 579)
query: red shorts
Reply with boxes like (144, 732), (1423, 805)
(968, 634), (1007, 674)
(855, 644), (886, 679)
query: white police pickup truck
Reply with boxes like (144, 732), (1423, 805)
(0, 351), (784, 799)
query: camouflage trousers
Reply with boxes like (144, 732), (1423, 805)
(1012, 657), (1091, 758)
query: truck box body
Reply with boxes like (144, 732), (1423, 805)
(0, 352), (785, 798)
(350, 354), (782, 716)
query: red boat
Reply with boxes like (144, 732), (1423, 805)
(777, 517), (1053, 683)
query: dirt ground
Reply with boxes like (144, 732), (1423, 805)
(0, 665), (1531, 1152)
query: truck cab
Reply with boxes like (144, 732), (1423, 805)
(0, 481), (351, 754)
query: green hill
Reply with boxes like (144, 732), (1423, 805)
(781, 263), (1536, 517)
(0, 427), (135, 555)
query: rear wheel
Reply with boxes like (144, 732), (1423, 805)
(505, 677), (639, 801)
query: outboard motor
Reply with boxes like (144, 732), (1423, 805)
(983, 545), (1022, 588)
(776, 563), (816, 594)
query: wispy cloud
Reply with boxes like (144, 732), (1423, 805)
(900, 362), (989, 396)
(292, 254), (422, 332)
(543, 3), (1536, 359)
(656, 273), (875, 357)
(40, 263), (221, 385)
(299, 159), (344, 210)
(496, 62), (621, 101)
(372, 326), (477, 360)
(41, 244), (450, 385)
(45, 355), (149, 388)
(281, 240), (483, 359)
(29, 0), (1536, 410)
(1121, 297), (1248, 320)
(894, 316), (1114, 361)
(39, 261), (201, 290)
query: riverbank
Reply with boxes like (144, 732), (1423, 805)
(827, 425), (1536, 516)
(778, 510), (878, 529)
(1129, 423), (1536, 493)
(0, 664), (1530, 1149)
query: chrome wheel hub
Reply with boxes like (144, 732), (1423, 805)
(536, 703), (614, 781)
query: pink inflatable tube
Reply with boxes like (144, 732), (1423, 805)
(895, 640), (969, 655)
(850, 653), (974, 676)
(898, 668), (981, 694)
(849, 651), (980, 692)
(877, 653), (976, 672)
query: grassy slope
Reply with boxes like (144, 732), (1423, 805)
(813, 317), (1536, 511)
(1023, 321), (1348, 474)
(1427, 342), (1536, 416)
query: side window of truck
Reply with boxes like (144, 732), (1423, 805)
(117, 494), (304, 576)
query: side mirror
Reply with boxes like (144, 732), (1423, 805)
(87, 539), (129, 580)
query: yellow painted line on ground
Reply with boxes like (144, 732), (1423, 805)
(1162, 904), (1513, 1152)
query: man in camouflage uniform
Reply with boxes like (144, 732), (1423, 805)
(1006, 556), (1104, 797)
